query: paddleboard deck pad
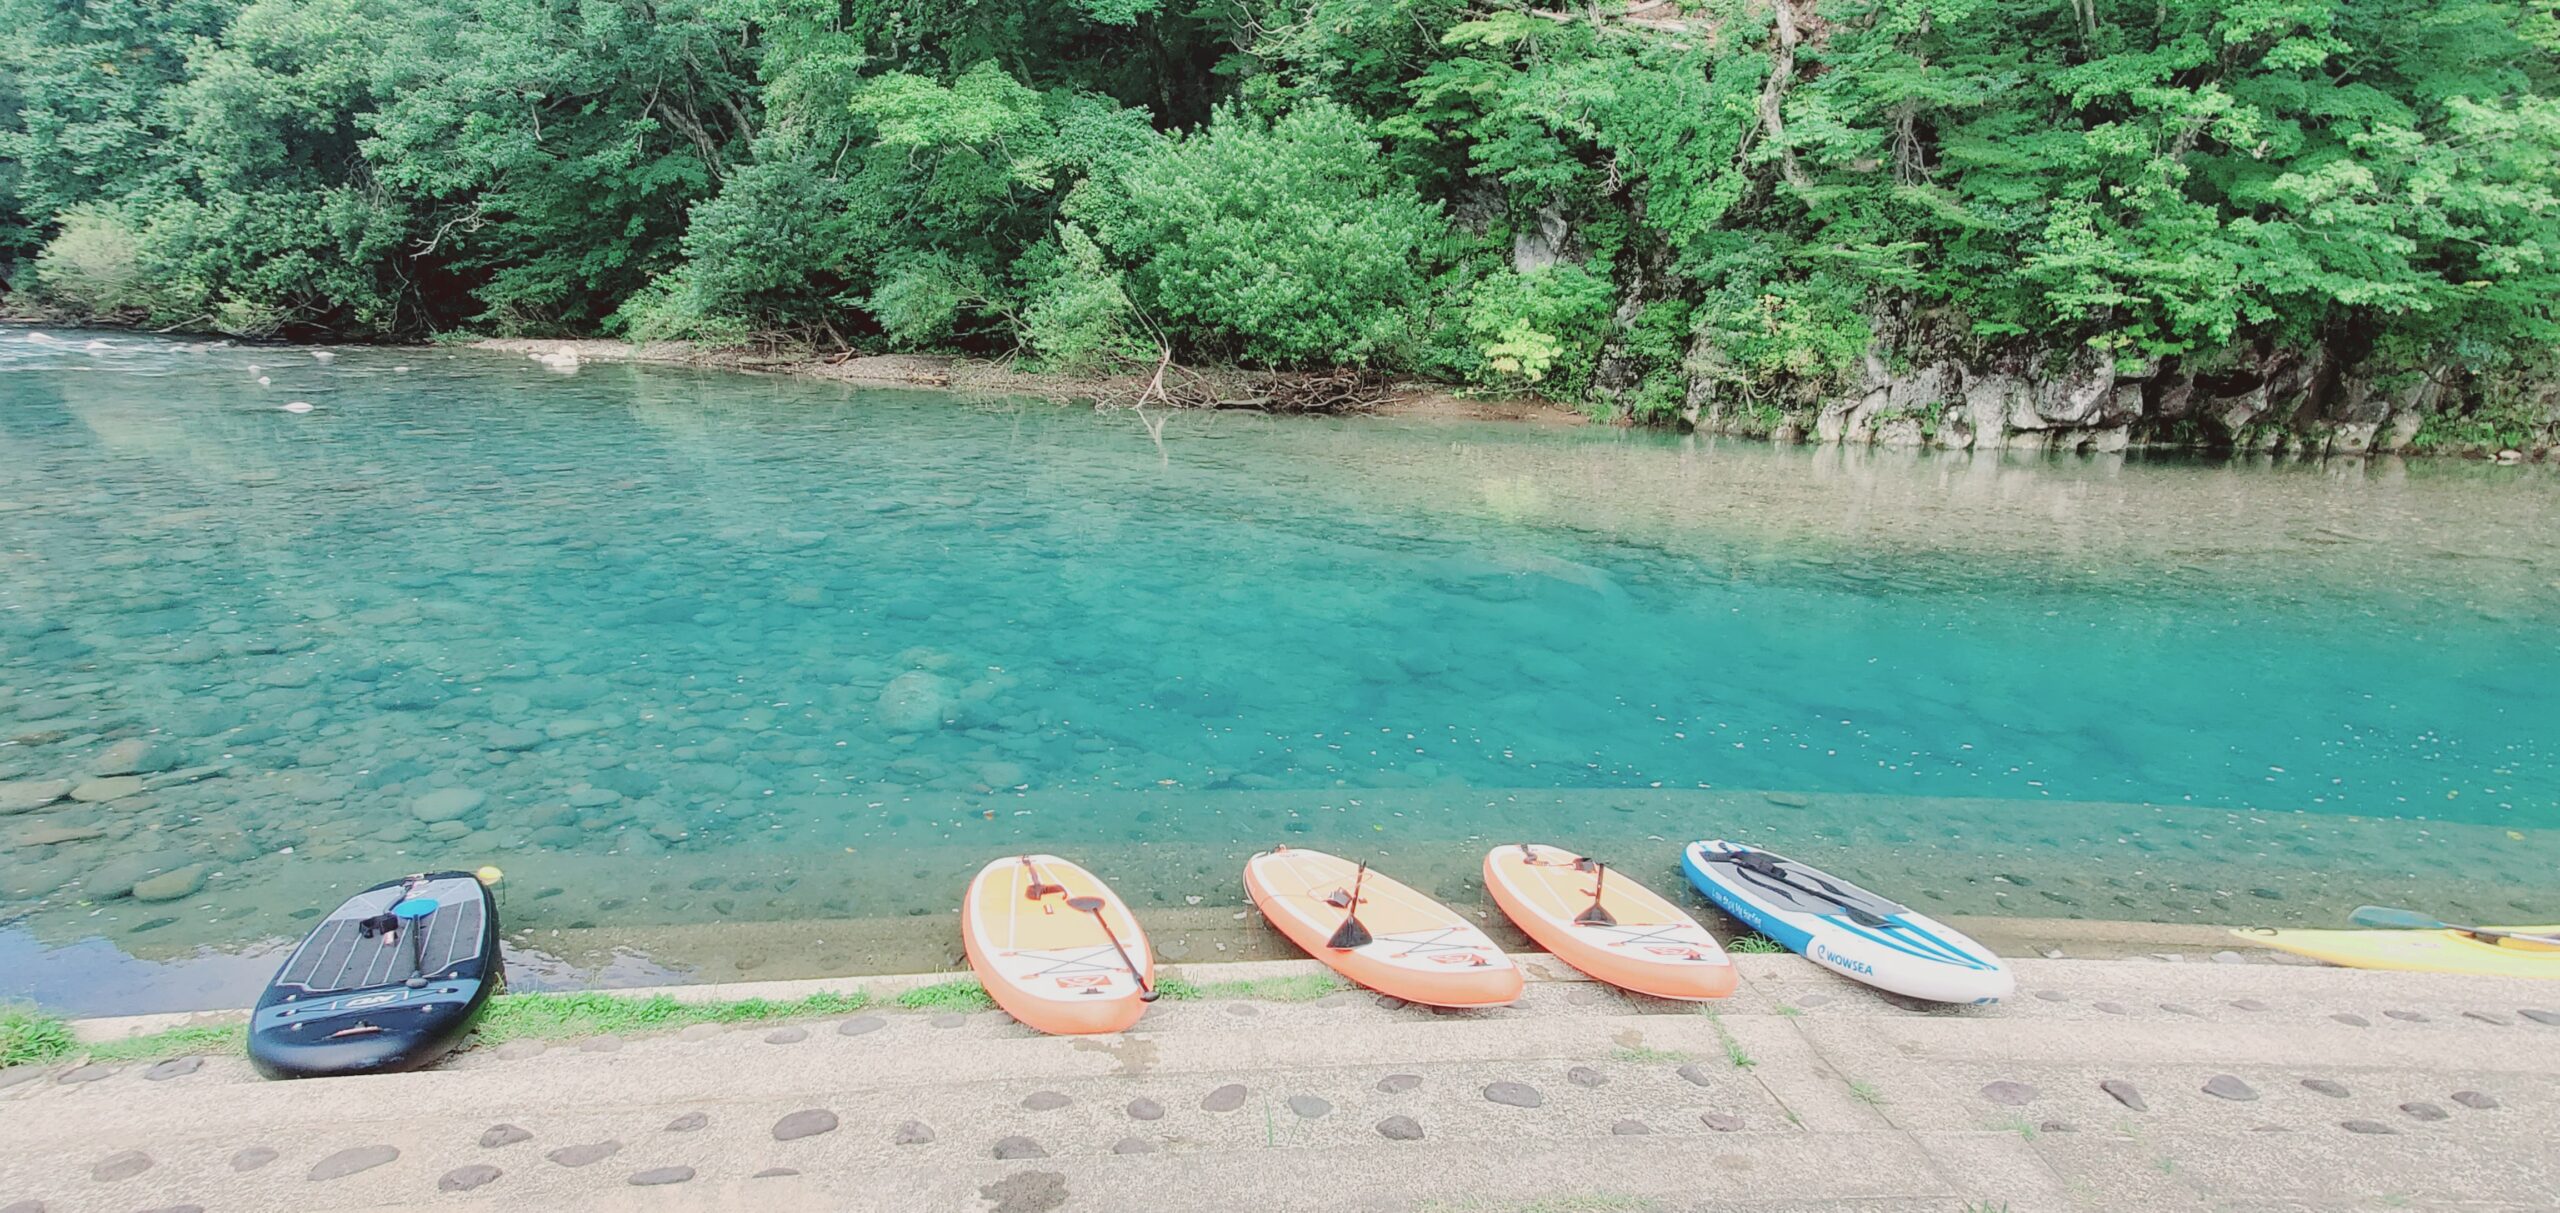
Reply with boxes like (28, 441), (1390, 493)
(1245, 847), (1522, 1008)
(2234, 925), (2560, 979)
(248, 871), (502, 1079)
(1484, 843), (1735, 1001)
(1682, 840), (2011, 1004)
(963, 854), (1156, 1035)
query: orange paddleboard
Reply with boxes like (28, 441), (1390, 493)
(962, 854), (1155, 1035)
(1243, 847), (1521, 1008)
(1484, 843), (1736, 1000)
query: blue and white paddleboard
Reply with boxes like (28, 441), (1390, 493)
(1682, 840), (2012, 1004)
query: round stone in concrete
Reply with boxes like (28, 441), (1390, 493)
(495, 1041), (546, 1060)
(144, 1057), (202, 1081)
(2092, 1001), (2129, 1015)
(992, 1136), (1047, 1160)
(772, 1110), (838, 1141)
(1376, 1116), (1425, 1141)
(140, 1204), (205, 1213)
(1288, 1095), (1332, 1119)
(628, 1167), (694, 1186)
(2230, 999), (2270, 1012)
(2519, 1009), (2560, 1026)
(439, 1164), (502, 1192)
(1611, 1119), (1651, 1135)
(2040, 1120), (2077, 1134)
(2202, 1075), (2258, 1101)
(2032, 990), (2069, 1003)
(1111, 1136), (1157, 1155)
(2384, 1009), (2429, 1023)
(2301, 1078), (2350, 1098)
(1702, 1113), (1744, 1131)
(2330, 1013), (2371, 1027)
(2342, 1119), (2398, 1135)
(764, 1026), (807, 1044)
(92, 1150), (152, 1181)
(2399, 1102), (2449, 1122)
(309, 1145), (399, 1181)
(56, 1064), (114, 1084)
(1980, 1081), (2037, 1106)
(578, 1035), (623, 1053)
(1483, 1081), (1543, 1108)
(2159, 1003), (2203, 1017)
(677, 1024), (722, 1042)
(894, 1120), (935, 1145)
(1675, 1064), (1713, 1088)
(1226, 1003), (1258, 1017)
(1798, 994), (1834, 1008)
(2462, 1011), (2513, 1027)
(480, 1124), (533, 1148)
(753, 1168), (799, 1178)
(930, 1013), (966, 1028)
(837, 1015), (886, 1037)
(2100, 1079), (2146, 1111)
(1376, 1074), (1421, 1094)
(1373, 994), (1409, 1011)
(1201, 1083), (1247, 1112)
(2451, 1090), (2499, 1110)
(1566, 1066), (1605, 1088)
(547, 1141), (620, 1168)
(230, 1147), (279, 1172)
(1022, 1090), (1071, 1111)
(1126, 1097), (1164, 1121)
(0, 1202), (37, 1213)
(665, 1112), (708, 1133)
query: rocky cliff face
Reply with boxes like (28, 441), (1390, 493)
(1686, 331), (2558, 459)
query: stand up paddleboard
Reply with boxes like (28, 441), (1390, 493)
(1682, 840), (2011, 1004)
(2233, 925), (2560, 978)
(1484, 843), (1736, 1001)
(1244, 846), (1521, 1008)
(963, 854), (1157, 1035)
(248, 871), (503, 1079)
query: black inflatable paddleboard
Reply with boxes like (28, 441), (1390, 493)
(248, 871), (503, 1079)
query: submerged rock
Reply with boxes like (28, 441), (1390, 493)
(875, 672), (954, 733)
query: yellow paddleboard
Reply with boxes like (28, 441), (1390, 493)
(2234, 925), (2560, 979)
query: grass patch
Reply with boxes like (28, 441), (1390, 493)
(1847, 1078), (1887, 1106)
(2, 989), (881, 1069)
(1725, 934), (1787, 955)
(2, 1005), (78, 1068)
(891, 978), (996, 1013)
(1773, 1003), (1803, 1017)
(1190, 972), (1349, 1002)
(470, 989), (872, 1044)
(1702, 1008), (1754, 1068)
(87, 1025), (247, 1062)
(1609, 1044), (1694, 1064)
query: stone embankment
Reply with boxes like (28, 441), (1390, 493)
(6, 954), (2556, 1211)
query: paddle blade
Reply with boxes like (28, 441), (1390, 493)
(1065, 896), (1105, 913)
(2350, 905), (2447, 931)
(1847, 908), (1892, 929)
(1326, 916), (1373, 950)
(1573, 904), (1618, 927)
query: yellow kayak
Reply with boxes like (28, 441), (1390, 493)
(2234, 925), (2560, 979)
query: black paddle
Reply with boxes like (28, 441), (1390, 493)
(1572, 857), (1618, 927)
(1325, 862), (1374, 950)
(1712, 849), (1891, 928)
(1066, 895), (1158, 1002)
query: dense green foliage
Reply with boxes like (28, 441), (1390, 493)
(3, 0), (2554, 426)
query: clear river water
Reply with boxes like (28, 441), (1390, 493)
(4, 328), (2556, 1013)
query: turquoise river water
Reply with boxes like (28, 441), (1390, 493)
(4, 328), (2556, 1013)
